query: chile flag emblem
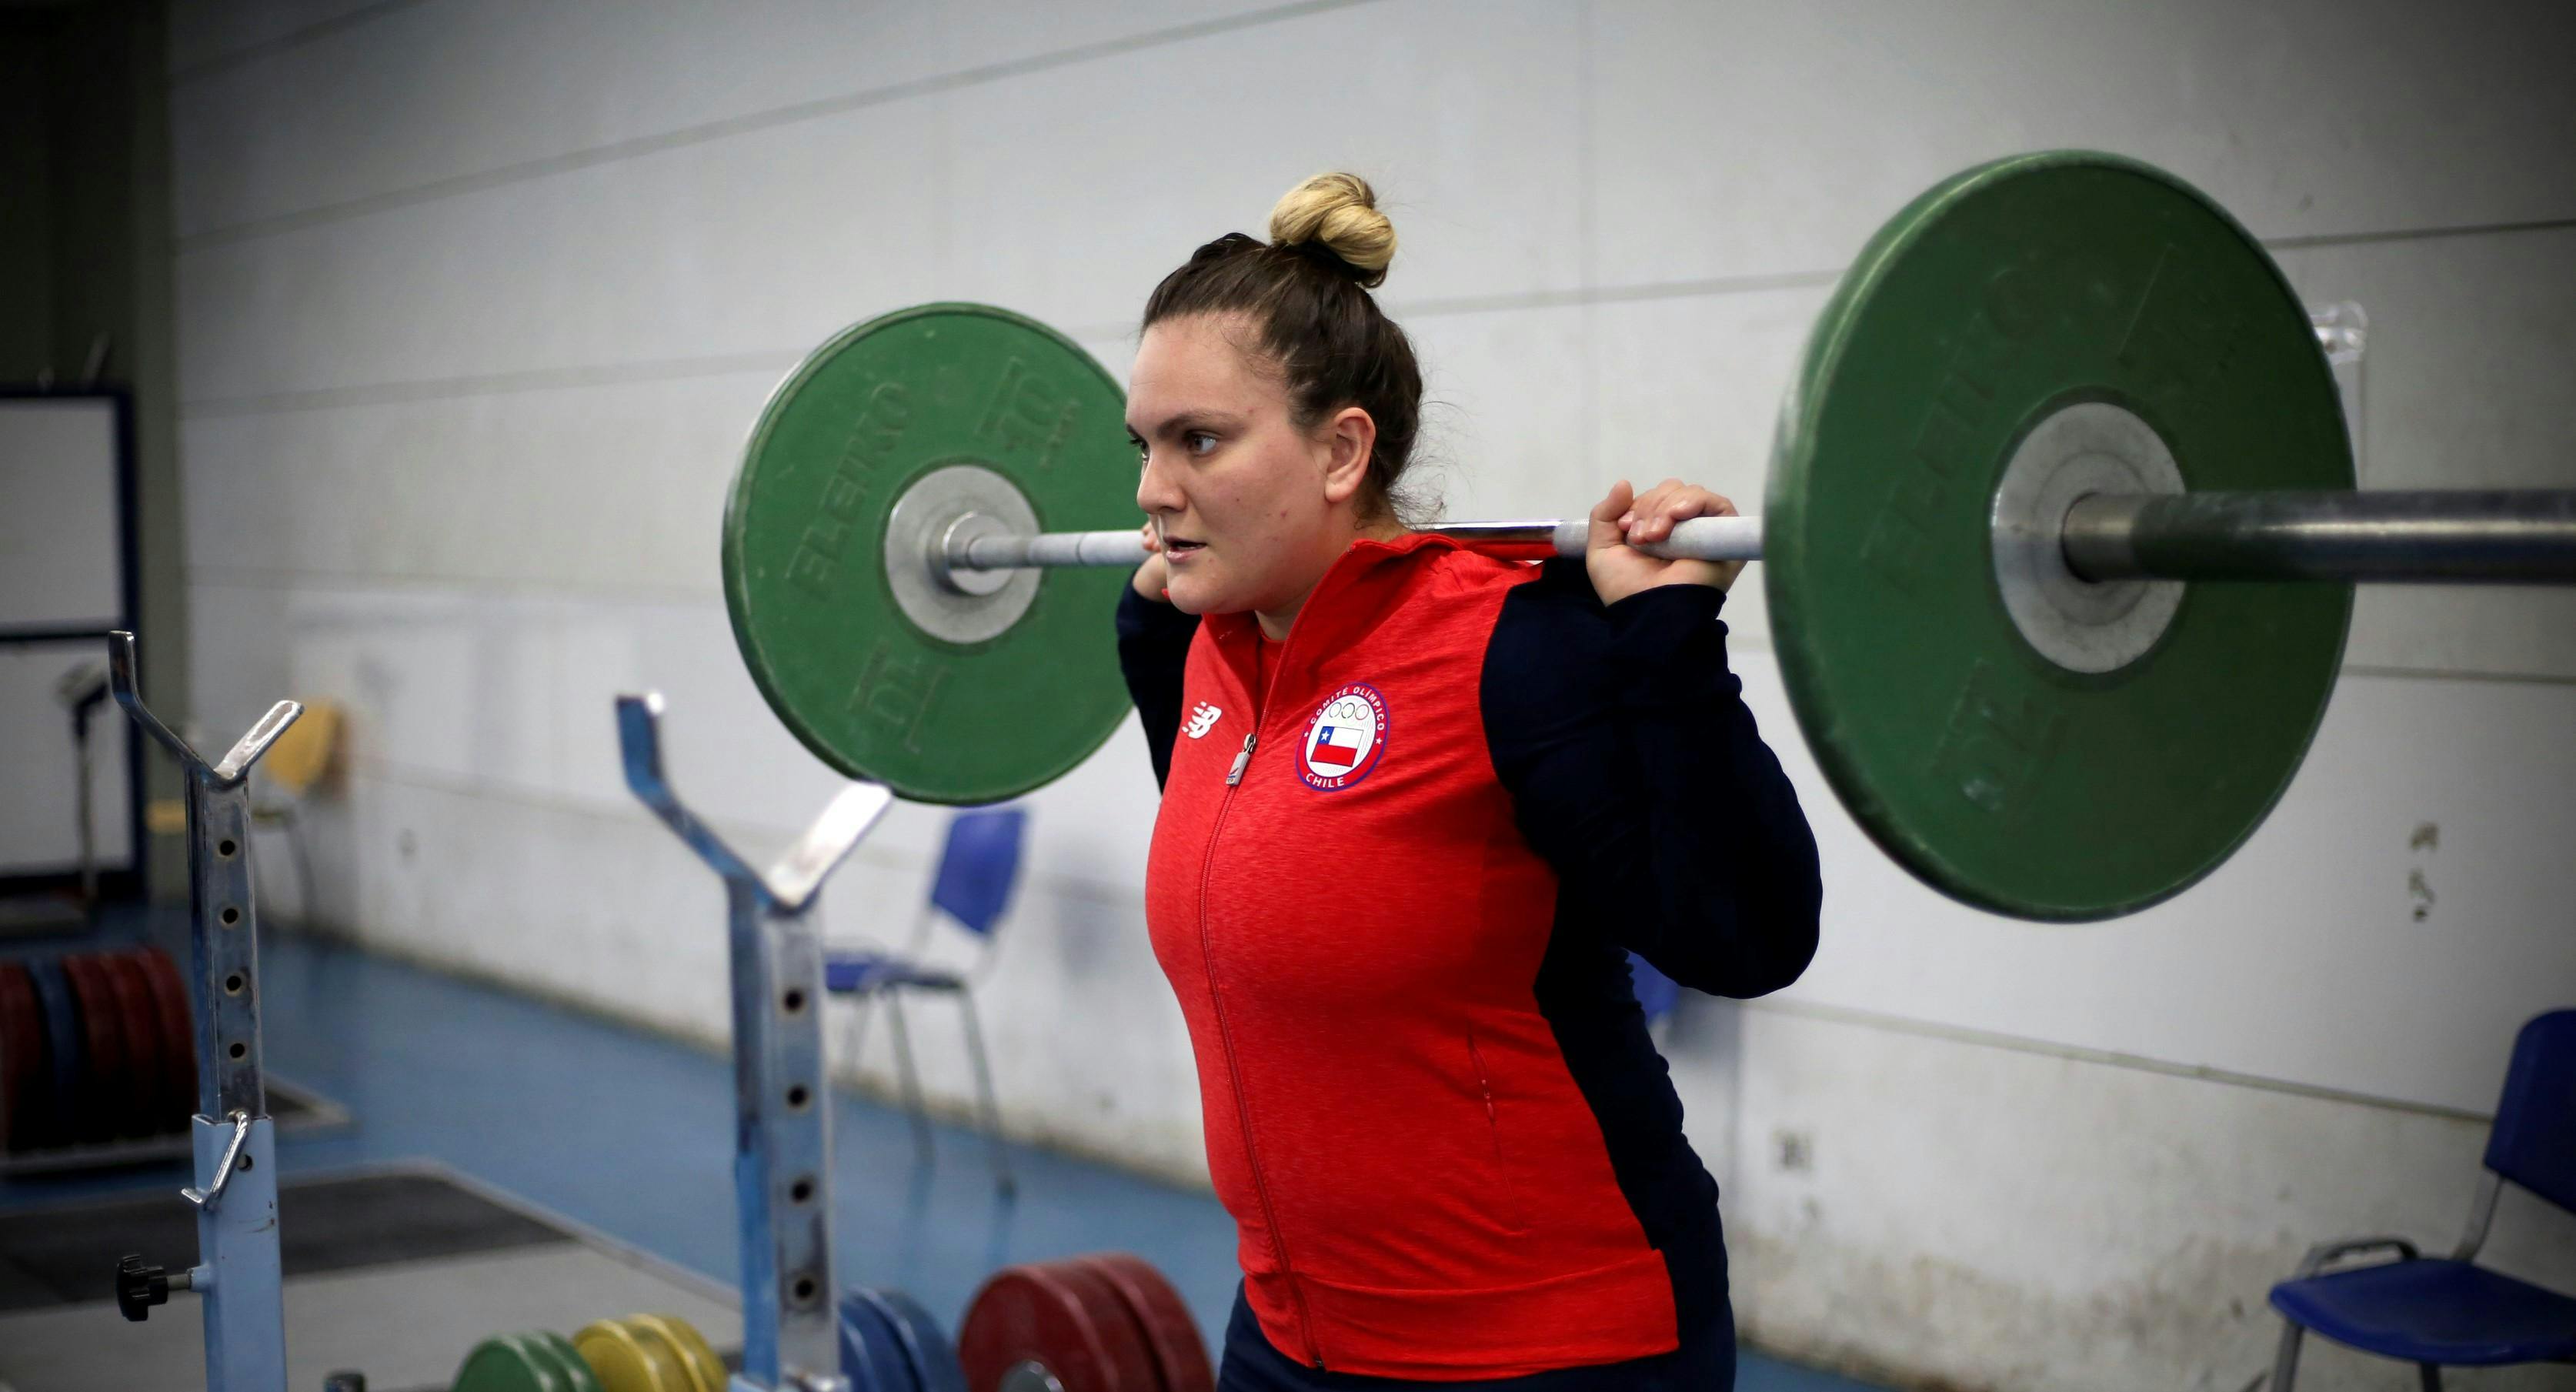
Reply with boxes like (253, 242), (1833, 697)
(1299, 683), (1389, 791)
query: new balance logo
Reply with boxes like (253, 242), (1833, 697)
(1183, 703), (1223, 739)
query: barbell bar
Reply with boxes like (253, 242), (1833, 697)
(939, 492), (2576, 586)
(719, 149), (2576, 921)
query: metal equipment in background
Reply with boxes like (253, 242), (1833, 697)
(52, 660), (110, 918)
(616, 696), (1218, 1392)
(619, 692), (892, 1392)
(104, 631), (302, 1392)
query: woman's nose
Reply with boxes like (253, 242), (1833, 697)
(1136, 449), (1185, 514)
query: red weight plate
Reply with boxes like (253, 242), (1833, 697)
(59, 956), (126, 1143)
(82, 953), (153, 1140)
(1038, 1260), (1162, 1392)
(0, 964), (45, 1152)
(957, 1262), (1158, 1392)
(78, 956), (132, 1139)
(1073, 1256), (1213, 1392)
(101, 954), (171, 1136)
(135, 947), (199, 1123)
(114, 952), (188, 1133)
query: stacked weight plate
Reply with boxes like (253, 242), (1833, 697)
(452, 1332), (599, 1392)
(0, 964), (46, 1152)
(840, 1287), (969, 1392)
(722, 303), (1138, 806)
(451, 1314), (727, 1392)
(0, 947), (196, 1155)
(958, 1255), (1212, 1392)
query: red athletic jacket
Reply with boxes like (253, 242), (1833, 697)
(1116, 534), (1820, 1379)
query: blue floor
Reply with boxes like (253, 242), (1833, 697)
(3, 915), (1886, 1391)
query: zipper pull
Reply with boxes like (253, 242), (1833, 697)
(1226, 733), (1256, 786)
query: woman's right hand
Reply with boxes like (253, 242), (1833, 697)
(1132, 520), (1171, 600)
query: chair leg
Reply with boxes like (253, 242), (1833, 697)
(2270, 1318), (2304, 1392)
(2416, 1364), (2441, 1392)
(285, 805), (320, 930)
(843, 990), (878, 1075)
(886, 993), (934, 1167)
(957, 988), (1015, 1197)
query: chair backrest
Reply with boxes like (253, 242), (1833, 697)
(1627, 951), (1680, 1026)
(261, 699), (345, 799)
(929, 807), (1028, 939)
(2486, 1009), (2576, 1213)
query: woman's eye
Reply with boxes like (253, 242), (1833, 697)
(1184, 432), (1218, 456)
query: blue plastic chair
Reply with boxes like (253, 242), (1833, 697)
(1628, 951), (1681, 1031)
(2267, 1010), (2576, 1390)
(823, 807), (1027, 1195)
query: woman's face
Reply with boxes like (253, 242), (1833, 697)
(1129, 312), (1372, 622)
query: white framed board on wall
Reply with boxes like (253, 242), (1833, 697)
(0, 392), (142, 898)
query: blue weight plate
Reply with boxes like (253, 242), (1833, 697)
(840, 1288), (922, 1392)
(856, 1289), (966, 1392)
(24, 960), (85, 1147)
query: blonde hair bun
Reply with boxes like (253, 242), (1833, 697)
(1268, 172), (1395, 289)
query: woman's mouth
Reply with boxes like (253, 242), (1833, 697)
(1163, 535), (1207, 563)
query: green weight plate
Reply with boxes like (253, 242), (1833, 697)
(726, 303), (1136, 805)
(1767, 151), (2352, 921)
(452, 1334), (576, 1392)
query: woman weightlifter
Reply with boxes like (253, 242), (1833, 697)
(1116, 173), (1824, 1390)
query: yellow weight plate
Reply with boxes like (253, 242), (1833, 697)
(530, 1331), (604, 1392)
(572, 1320), (681, 1392)
(626, 1314), (727, 1392)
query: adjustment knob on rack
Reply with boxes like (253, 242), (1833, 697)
(115, 1252), (172, 1322)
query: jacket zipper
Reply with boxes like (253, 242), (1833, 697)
(1199, 632), (1326, 1369)
(1465, 1030), (1529, 1234)
(1467, 1031), (1502, 1148)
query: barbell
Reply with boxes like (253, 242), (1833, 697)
(943, 492), (2575, 584)
(719, 150), (2576, 921)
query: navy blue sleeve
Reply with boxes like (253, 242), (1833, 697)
(1116, 580), (1203, 792)
(1482, 559), (1822, 999)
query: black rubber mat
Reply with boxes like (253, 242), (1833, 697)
(0, 1076), (349, 1179)
(0, 1168), (573, 1312)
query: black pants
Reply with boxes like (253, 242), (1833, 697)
(1216, 1284), (1737, 1391)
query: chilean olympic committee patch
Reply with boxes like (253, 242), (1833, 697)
(1297, 683), (1388, 791)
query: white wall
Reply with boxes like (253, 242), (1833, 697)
(165, 3), (2576, 1388)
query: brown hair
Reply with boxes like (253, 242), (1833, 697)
(1141, 173), (1426, 523)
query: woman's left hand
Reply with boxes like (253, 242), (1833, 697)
(1584, 478), (1747, 606)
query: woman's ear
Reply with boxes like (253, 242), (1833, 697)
(1319, 405), (1379, 506)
